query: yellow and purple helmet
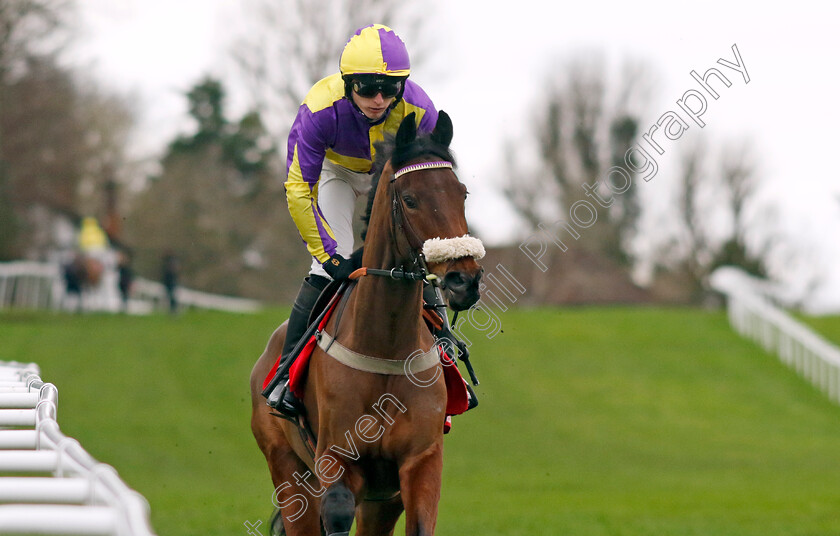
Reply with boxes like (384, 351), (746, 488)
(340, 24), (410, 105)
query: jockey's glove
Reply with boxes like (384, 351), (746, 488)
(322, 253), (354, 281)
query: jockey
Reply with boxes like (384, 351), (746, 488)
(272, 24), (439, 419)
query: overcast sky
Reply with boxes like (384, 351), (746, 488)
(72, 0), (840, 311)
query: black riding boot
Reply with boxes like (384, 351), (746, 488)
(271, 275), (329, 419)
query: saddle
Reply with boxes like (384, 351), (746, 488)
(263, 282), (473, 432)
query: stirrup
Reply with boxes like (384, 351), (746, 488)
(464, 380), (479, 411)
(268, 381), (304, 422)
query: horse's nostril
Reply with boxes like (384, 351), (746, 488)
(443, 271), (470, 291)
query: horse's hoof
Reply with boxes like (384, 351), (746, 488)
(321, 482), (355, 535)
(269, 507), (285, 536)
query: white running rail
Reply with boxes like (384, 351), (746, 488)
(0, 262), (64, 310)
(0, 361), (157, 535)
(0, 261), (260, 314)
(710, 266), (840, 404)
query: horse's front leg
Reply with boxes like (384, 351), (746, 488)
(320, 479), (356, 536)
(398, 442), (443, 536)
(355, 494), (404, 536)
(316, 459), (367, 536)
(311, 442), (364, 536)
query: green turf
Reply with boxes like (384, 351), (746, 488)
(797, 314), (840, 347)
(2, 307), (840, 535)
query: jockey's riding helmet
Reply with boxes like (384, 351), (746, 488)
(340, 24), (410, 106)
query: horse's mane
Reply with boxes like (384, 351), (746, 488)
(360, 130), (457, 241)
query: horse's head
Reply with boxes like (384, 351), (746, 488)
(377, 111), (483, 311)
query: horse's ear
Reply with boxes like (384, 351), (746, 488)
(431, 110), (453, 147)
(396, 112), (417, 148)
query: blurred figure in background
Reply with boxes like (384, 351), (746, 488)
(62, 252), (85, 313)
(161, 250), (180, 314)
(117, 248), (134, 313)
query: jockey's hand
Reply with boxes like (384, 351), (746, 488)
(322, 253), (354, 281)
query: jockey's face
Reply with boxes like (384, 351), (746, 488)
(351, 90), (394, 121)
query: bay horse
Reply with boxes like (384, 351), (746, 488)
(250, 111), (483, 536)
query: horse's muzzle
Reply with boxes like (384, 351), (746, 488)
(443, 268), (482, 311)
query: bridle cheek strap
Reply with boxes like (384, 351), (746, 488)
(391, 160), (482, 265)
(390, 162), (454, 257)
(422, 235), (486, 263)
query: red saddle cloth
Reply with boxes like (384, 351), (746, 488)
(262, 295), (470, 431)
(260, 297), (338, 393)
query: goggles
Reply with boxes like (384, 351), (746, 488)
(351, 78), (403, 99)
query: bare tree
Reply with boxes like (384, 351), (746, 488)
(0, 0), (137, 259)
(1, 55), (134, 257)
(719, 141), (758, 245)
(124, 77), (305, 301)
(1, 0), (75, 258)
(0, 0), (73, 85)
(652, 139), (772, 302)
(503, 54), (650, 265)
(675, 139), (710, 286)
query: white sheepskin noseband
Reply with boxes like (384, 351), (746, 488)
(422, 235), (486, 263)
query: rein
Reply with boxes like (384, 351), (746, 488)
(349, 266), (427, 281)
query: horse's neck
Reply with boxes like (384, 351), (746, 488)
(337, 168), (433, 358)
(338, 241), (431, 359)
(348, 277), (427, 354)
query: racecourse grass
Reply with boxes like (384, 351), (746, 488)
(2, 306), (840, 535)
(797, 313), (840, 347)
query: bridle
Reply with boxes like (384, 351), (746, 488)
(388, 160), (455, 277)
(346, 160), (457, 283)
(347, 159), (484, 385)
(350, 159), (483, 286)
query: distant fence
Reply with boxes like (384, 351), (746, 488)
(710, 266), (840, 404)
(0, 261), (260, 314)
(130, 277), (261, 314)
(0, 262), (64, 310)
(0, 361), (156, 535)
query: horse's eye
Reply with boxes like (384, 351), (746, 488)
(402, 195), (418, 209)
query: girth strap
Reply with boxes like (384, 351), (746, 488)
(317, 331), (439, 376)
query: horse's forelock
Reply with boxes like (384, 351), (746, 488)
(391, 138), (456, 171)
